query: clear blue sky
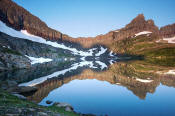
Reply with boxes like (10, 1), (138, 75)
(13, 0), (175, 37)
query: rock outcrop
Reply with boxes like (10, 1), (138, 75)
(160, 23), (175, 38)
(0, 52), (31, 70)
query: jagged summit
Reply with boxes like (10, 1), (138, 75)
(112, 14), (160, 40)
(129, 14), (145, 24)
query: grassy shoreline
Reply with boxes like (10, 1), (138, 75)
(0, 89), (79, 116)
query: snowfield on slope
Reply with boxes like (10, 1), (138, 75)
(96, 61), (108, 70)
(135, 31), (152, 37)
(0, 21), (108, 57)
(164, 70), (175, 75)
(163, 36), (175, 43)
(25, 55), (53, 65)
(19, 60), (98, 86)
(96, 46), (107, 56)
(135, 77), (153, 83)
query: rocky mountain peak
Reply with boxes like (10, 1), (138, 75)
(113, 14), (159, 40)
(147, 19), (155, 25)
(129, 14), (145, 24)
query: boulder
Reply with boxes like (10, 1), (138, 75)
(65, 106), (73, 112)
(55, 102), (72, 108)
(12, 93), (26, 100)
(37, 112), (48, 116)
(54, 102), (74, 112)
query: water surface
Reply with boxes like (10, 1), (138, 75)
(39, 79), (175, 116)
(1, 57), (175, 116)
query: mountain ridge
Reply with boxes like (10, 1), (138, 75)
(0, 0), (71, 41)
(0, 0), (175, 47)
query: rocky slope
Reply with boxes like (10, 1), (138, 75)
(0, 32), (77, 70)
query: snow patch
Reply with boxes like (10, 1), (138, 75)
(96, 61), (107, 70)
(109, 60), (115, 65)
(19, 60), (98, 86)
(135, 78), (153, 83)
(109, 51), (115, 57)
(165, 70), (175, 75)
(156, 39), (161, 43)
(0, 21), (99, 56)
(80, 57), (86, 61)
(135, 31), (152, 37)
(25, 55), (52, 65)
(96, 46), (107, 56)
(163, 36), (175, 43)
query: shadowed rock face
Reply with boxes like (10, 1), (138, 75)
(0, 32), (77, 70)
(160, 23), (175, 38)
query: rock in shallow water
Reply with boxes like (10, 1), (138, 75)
(46, 100), (52, 104)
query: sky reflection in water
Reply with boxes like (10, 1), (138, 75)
(39, 79), (175, 116)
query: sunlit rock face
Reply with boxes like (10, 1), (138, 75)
(113, 14), (160, 41)
(0, 0), (70, 40)
(160, 23), (175, 38)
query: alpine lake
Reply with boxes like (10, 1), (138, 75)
(1, 56), (175, 116)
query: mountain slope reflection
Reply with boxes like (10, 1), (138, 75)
(26, 61), (175, 103)
(19, 55), (140, 87)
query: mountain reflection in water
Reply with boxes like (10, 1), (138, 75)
(1, 57), (175, 116)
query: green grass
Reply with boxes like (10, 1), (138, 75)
(0, 89), (79, 116)
(145, 57), (175, 67)
(143, 47), (175, 58)
(113, 35), (175, 58)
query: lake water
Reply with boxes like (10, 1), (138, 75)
(2, 57), (175, 116)
(39, 79), (175, 116)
